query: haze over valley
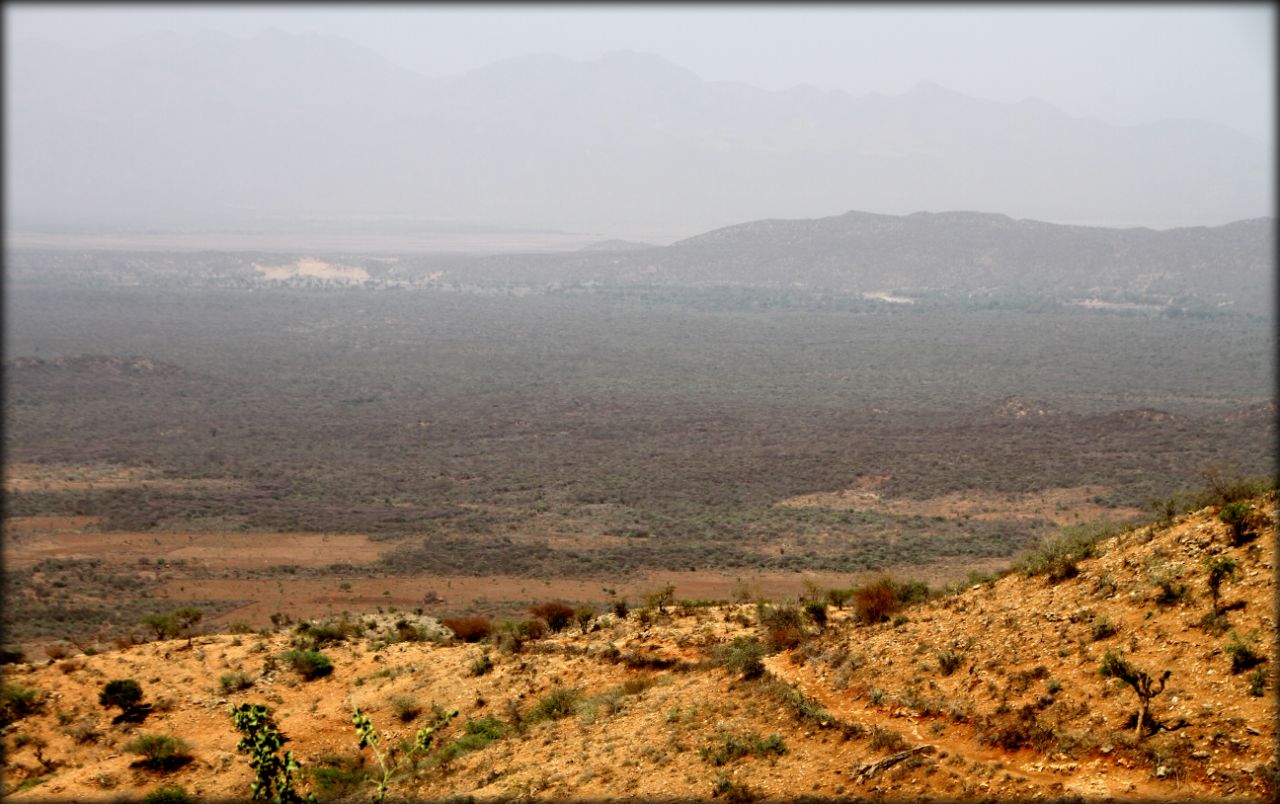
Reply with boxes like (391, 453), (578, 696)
(2, 7), (1275, 802)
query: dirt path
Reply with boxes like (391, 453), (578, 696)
(764, 655), (1182, 799)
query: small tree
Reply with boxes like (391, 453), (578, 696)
(645, 584), (676, 615)
(1218, 502), (1254, 546)
(1204, 555), (1239, 614)
(100, 679), (149, 723)
(142, 614), (178, 641)
(1099, 651), (1171, 740)
(173, 607), (203, 646)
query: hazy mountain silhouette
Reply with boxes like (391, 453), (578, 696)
(8, 32), (1270, 236)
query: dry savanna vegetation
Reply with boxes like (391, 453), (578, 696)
(2, 491), (1274, 801)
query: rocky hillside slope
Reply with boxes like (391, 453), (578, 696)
(2, 496), (1274, 801)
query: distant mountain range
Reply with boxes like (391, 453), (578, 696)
(7, 31), (1271, 237)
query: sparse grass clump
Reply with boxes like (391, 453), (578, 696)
(390, 695), (421, 723)
(526, 686), (582, 722)
(467, 651), (494, 677)
(437, 715), (510, 764)
(869, 726), (908, 753)
(219, 671), (254, 694)
(936, 649), (964, 676)
(1091, 616), (1118, 641)
(700, 731), (787, 766)
(1226, 631), (1266, 674)
(1016, 522), (1115, 582)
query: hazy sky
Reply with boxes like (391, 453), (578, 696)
(7, 3), (1273, 141)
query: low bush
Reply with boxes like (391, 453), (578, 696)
(853, 577), (901, 624)
(528, 602), (575, 633)
(281, 649), (333, 681)
(1, 683), (43, 725)
(825, 588), (853, 609)
(142, 786), (194, 804)
(125, 734), (194, 771)
(219, 671), (254, 694)
(442, 616), (492, 643)
(713, 636), (767, 680)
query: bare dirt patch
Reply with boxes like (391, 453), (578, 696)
(4, 463), (238, 494)
(779, 484), (1143, 525)
(4, 525), (390, 571)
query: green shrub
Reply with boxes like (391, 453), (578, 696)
(574, 604), (596, 633)
(1, 683), (42, 726)
(281, 650), (333, 681)
(803, 600), (828, 627)
(100, 679), (149, 722)
(526, 687), (582, 722)
(1226, 631), (1266, 674)
(1218, 502), (1258, 546)
(142, 785), (194, 804)
(125, 734), (194, 771)
(219, 671), (254, 694)
(824, 588), (853, 609)
(713, 636), (767, 680)
(142, 783), (193, 803)
(612, 598), (630, 619)
(1153, 575), (1189, 607)
(1205, 555), (1239, 613)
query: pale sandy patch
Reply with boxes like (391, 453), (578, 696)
(252, 257), (369, 282)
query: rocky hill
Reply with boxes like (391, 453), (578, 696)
(1, 496), (1274, 801)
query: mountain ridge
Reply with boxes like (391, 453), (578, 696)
(8, 32), (1269, 235)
